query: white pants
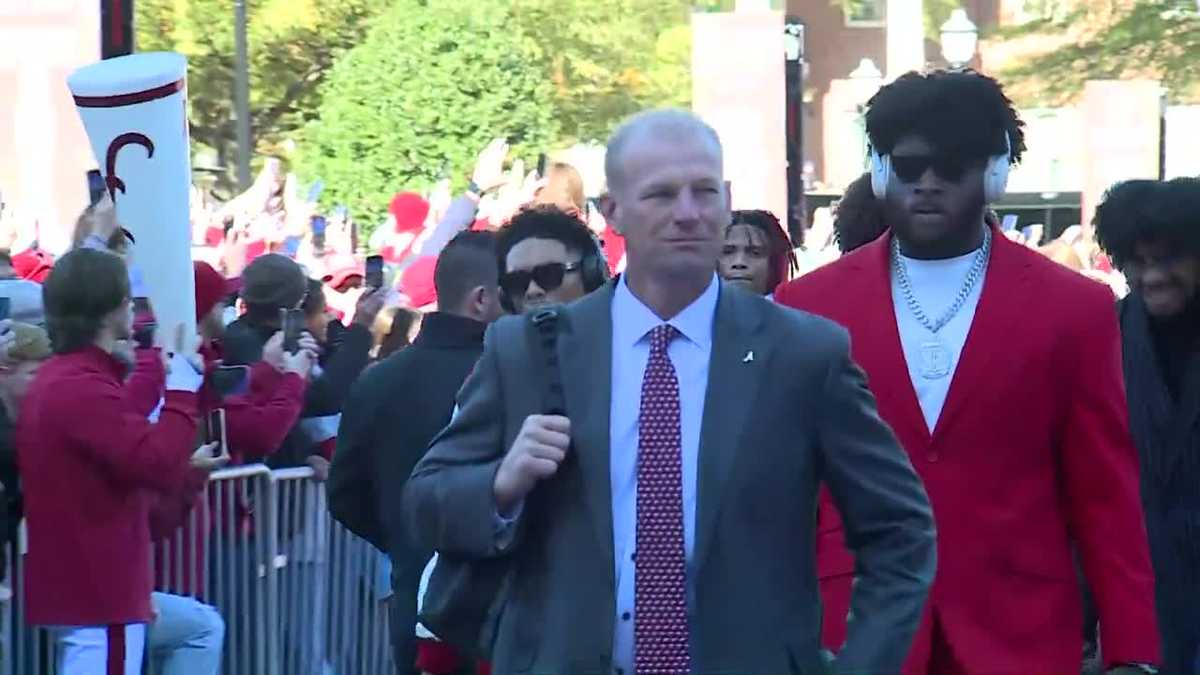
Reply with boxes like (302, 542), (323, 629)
(52, 624), (146, 675)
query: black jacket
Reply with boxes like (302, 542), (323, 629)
(223, 316), (372, 467)
(328, 311), (486, 559)
(328, 312), (486, 674)
(1118, 294), (1200, 675)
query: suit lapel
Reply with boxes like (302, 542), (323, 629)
(693, 286), (767, 571)
(849, 236), (932, 448)
(932, 229), (1032, 437)
(558, 283), (616, 562)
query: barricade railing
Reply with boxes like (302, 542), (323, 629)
(202, 464), (278, 675)
(0, 464), (393, 675)
(272, 468), (392, 675)
(3, 521), (57, 675)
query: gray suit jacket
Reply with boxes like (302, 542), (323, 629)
(403, 281), (936, 675)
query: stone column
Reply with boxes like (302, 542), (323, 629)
(692, 9), (787, 219)
(823, 60), (885, 190)
(886, 0), (925, 79)
(0, 0), (101, 252)
(1081, 80), (1162, 230)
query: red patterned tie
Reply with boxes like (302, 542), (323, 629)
(634, 324), (690, 674)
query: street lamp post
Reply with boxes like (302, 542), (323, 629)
(234, 0), (252, 190)
(784, 20), (805, 245)
(849, 58), (884, 173)
(940, 9), (979, 69)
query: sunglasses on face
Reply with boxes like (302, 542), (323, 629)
(501, 261), (581, 297)
(891, 154), (980, 184)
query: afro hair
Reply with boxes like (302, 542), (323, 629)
(1094, 178), (1200, 269)
(865, 69), (1027, 165)
(833, 173), (887, 253)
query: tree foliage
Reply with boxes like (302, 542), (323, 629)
(292, 0), (561, 230)
(511, 0), (695, 144)
(997, 1), (1200, 106)
(136, 0), (391, 191)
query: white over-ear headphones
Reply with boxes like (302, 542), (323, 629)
(870, 133), (1012, 203)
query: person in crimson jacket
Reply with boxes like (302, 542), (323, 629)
(16, 248), (217, 675)
(192, 261), (314, 464)
(222, 254), (382, 472)
(776, 70), (1159, 674)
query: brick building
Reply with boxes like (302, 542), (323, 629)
(783, 0), (1024, 188)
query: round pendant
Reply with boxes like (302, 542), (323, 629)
(919, 341), (952, 380)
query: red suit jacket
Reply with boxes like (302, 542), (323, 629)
(776, 229), (1160, 673)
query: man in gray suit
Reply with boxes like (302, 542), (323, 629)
(403, 109), (936, 675)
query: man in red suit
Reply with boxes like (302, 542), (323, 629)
(777, 70), (1161, 674)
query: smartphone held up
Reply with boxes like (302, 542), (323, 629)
(206, 408), (227, 458)
(280, 308), (305, 353)
(132, 297), (156, 349)
(210, 365), (251, 398)
(364, 254), (385, 290)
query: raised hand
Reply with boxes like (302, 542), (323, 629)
(191, 442), (230, 472)
(493, 414), (571, 515)
(472, 138), (510, 194)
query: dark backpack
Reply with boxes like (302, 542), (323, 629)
(418, 308), (565, 656)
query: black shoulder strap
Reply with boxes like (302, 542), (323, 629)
(528, 308), (566, 416)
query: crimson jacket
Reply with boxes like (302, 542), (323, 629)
(198, 342), (306, 464)
(776, 228), (1160, 672)
(18, 346), (199, 626)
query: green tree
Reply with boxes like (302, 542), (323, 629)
(510, 0), (696, 144)
(998, 1), (1200, 106)
(293, 0), (560, 232)
(135, 0), (391, 191)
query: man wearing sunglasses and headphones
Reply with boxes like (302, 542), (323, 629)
(495, 205), (611, 314)
(778, 70), (1159, 674)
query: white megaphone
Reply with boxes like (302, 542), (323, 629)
(67, 52), (196, 343)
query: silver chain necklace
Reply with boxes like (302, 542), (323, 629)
(892, 226), (991, 379)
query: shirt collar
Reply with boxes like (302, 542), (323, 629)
(613, 272), (720, 350)
(413, 312), (487, 349)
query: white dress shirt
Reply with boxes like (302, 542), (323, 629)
(608, 273), (719, 675)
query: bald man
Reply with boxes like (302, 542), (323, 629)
(403, 109), (935, 674)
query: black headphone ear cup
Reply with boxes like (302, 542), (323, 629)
(582, 242), (610, 292)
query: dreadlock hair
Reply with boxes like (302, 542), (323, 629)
(833, 173), (887, 253)
(865, 69), (1027, 165)
(1094, 178), (1200, 270)
(728, 209), (797, 291)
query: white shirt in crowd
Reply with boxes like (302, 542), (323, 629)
(891, 248), (987, 433)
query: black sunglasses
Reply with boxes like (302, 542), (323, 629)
(891, 154), (978, 184)
(501, 261), (581, 297)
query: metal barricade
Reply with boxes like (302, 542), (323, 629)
(4, 521), (58, 675)
(3, 464), (392, 675)
(198, 464), (278, 675)
(272, 468), (393, 675)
